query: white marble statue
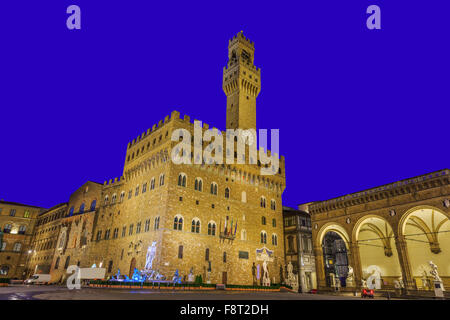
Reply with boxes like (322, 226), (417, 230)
(286, 262), (298, 291)
(145, 242), (157, 270)
(429, 261), (442, 282)
(361, 279), (367, 288)
(262, 260), (271, 286)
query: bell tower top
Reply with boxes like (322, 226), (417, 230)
(223, 31), (261, 130)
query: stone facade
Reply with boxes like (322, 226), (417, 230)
(18, 32), (286, 286)
(282, 206), (317, 292)
(0, 201), (45, 278)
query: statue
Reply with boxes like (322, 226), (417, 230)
(188, 267), (195, 283)
(361, 279), (367, 289)
(346, 266), (354, 287)
(429, 261), (442, 282)
(252, 263), (257, 285)
(144, 242), (157, 271)
(286, 262), (298, 292)
(262, 260), (271, 286)
(421, 270), (430, 290)
(172, 269), (182, 284)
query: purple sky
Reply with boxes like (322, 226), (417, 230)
(0, 1), (449, 209)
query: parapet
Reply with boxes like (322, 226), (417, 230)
(229, 31), (254, 48)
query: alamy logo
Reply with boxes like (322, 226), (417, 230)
(66, 265), (81, 289)
(170, 121), (280, 176)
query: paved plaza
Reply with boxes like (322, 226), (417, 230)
(0, 285), (396, 300)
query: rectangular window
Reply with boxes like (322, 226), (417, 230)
(136, 222), (141, 234)
(238, 251), (249, 259)
(223, 252), (227, 263)
(122, 226), (126, 237)
(129, 224), (134, 236)
(178, 245), (183, 259)
(24, 210), (30, 218)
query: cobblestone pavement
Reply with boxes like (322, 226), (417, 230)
(0, 285), (396, 300)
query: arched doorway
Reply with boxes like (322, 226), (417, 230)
(129, 258), (136, 278)
(322, 232), (349, 288)
(353, 216), (402, 289)
(400, 206), (450, 290)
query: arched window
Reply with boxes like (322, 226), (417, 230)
(262, 216), (266, 225)
(111, 194), (117, 204)
(260, 197), (266, 208)
(191, 218), (200, 233)
(119, 192), (125, 203)
(241, 191), (247, 203)
(178, 173), (187, 187)
(272, 234), (278, 246)
(173, 215), (183, 230)
(54, 257), (60, 269)
(0, 242), (6, 251)
(260, 231), (267, 244)
(90, 200), (97, 211)
(154, 217), (160, 230)
(271, 199), (276, 210)
(159, 174), (165, 186)
(195, 178), (203, 191)
(79, 203), (85, 214)
(225, 187), (230, 199)
(142, 183), (147, 193)
(18, 225), (26, 235)
(207, 222), (216, 236)
(64, 256), (70, 269)
(3, 224), (12, 233)
(241, 229), (247, 241)
(150, 178), (155, 190)
(68, 206), (74, 216)
(104, 196), (109, 206)
(135, 185), (140, 196)
(210, 182), (218, 195)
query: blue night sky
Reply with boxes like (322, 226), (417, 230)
(0, 1), (448, 209)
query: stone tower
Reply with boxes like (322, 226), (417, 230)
(223, 31), (261, 130)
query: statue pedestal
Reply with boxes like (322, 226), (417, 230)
(434, 281), (445, 298)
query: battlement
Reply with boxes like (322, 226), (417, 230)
(103, 176), (124, 186)
(229, 31), (254, 48)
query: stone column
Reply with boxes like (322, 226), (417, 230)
(395, 236), (416, 292)
(348, 242), (362, 290)
(313, 245), (326, 289)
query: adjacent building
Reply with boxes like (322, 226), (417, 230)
(282, 206), (316, 292)
(0, 201), (45, 278)
(307, 169), (450, 294)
